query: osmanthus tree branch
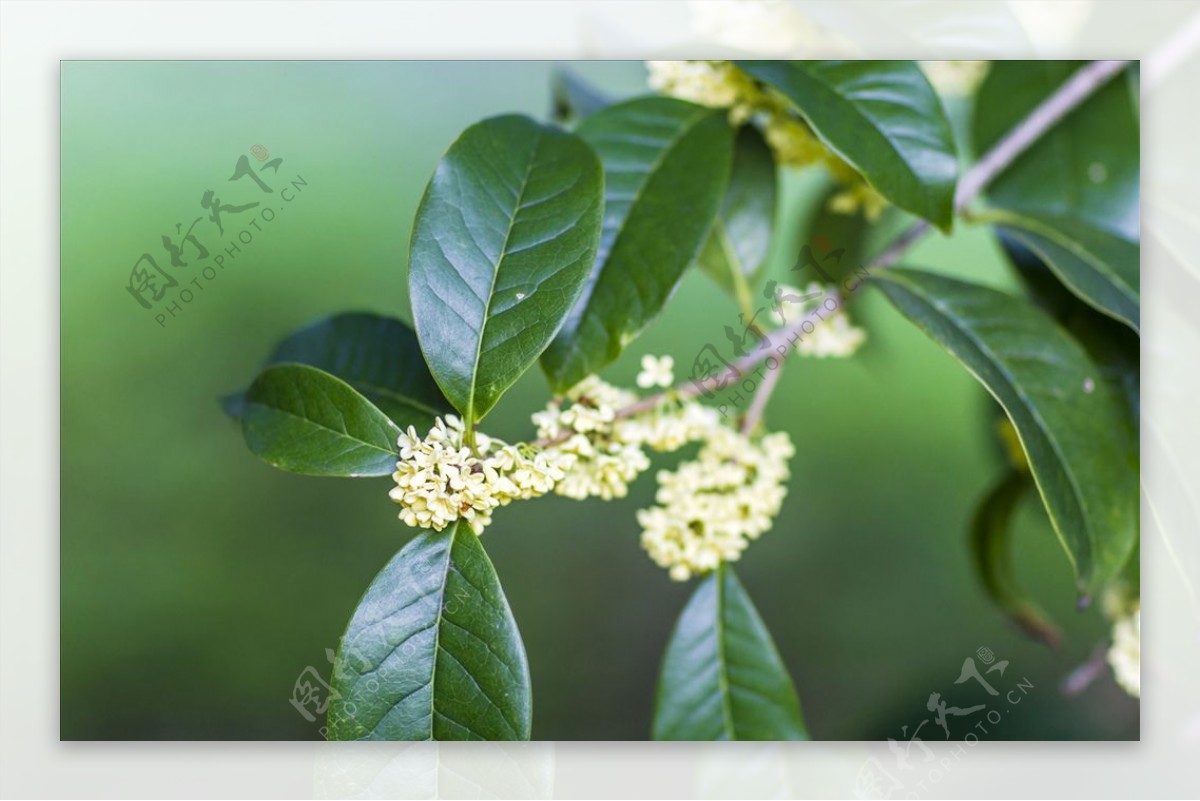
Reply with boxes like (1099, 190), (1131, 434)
(736, 58), (1131, 431)
(536, 60), (1132, 447)
(874, 58), (1131, 269)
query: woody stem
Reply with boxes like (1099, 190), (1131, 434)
(534, 60), (1130, 449)
(720, 59), (1131, 434)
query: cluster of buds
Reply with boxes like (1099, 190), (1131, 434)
(389, 416), (571, 535)
(531, 359), (719, 500)
(1103, 587), (1141, 698)
(638, 426), (794, 581)
(389, 355), (796, 581)
(646, 60), (888, 220)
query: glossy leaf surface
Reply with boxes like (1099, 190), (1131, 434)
(973, 61), (1138, 241)
(241, 363), (400, 477)
(541, 97), (733, 391)
(328, 523), (531, 740)
(409, 114), (604, 422)
(695, 125), (778, 299)
(223, 312), (449, 429)
(653, 566), (807, 741)
(875, 269), (1138, 594)
(985, 210), (1139, 333)
(739, 60), (958, 231)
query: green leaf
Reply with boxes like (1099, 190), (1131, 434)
(994, 226), (1140, 423)
(409, 114), (604, 423)
(653, 565), (807, 741)
(327, 523), (531, 741)
(1065, 305), (1140, 425)
(541, 97), (734, 392)
(874, 269), (1138, 595)
(738, 60), (957, 231)
(695, 125), (778, 300)
(222, 312), (451, 429)
(970, 470), (1060, 646)
(241, 363), (399, 477)
(973, 61), (1138, 241)
(798, 181), (873, 283)
(982, 210), (1139, 333)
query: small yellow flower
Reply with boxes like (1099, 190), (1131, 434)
(1107, 603), (1140, 698)
(638, 426), (794, 581)
(637, 354), (675, 389)
(389, 415), (566, 534)
(646, 60), (894, 219)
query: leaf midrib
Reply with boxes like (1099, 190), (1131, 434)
(714, 566), (737, 740)
(247, 398), (396, 457)
(464, 127), (544, 423)
(426, 526), (454, 740)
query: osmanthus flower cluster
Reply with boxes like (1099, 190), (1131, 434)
(639, 426), (794, 582)
(389, 415), (567, 535)
(388, 355), (795, 581)
(1104, 587), (1141, 698)
(646, 60), (888, 220)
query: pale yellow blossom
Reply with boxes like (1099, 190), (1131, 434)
(638, 426), (794, 581)
(389, 415), (567, 534)
(637, 354), (675, 389)
(1107, 603), (1140, 698)
(647, 59), (892, 219)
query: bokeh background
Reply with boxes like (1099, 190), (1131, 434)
(60, 61), (1138, 740)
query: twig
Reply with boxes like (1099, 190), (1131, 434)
(741, 362), (783, 434)
(537, 60), (1131, 447)
(876, 60), (1129, 268)
(954, 59), (1131, 208)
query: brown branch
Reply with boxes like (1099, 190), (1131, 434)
(537, 60), (1132, 446)
(741, 361), (783, 434)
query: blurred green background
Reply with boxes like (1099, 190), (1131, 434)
(61, 61), (1137, 740)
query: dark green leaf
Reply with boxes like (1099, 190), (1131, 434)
(984, 210), (1139, 332)
(994, 226), (1080, 320)
(695, 125), (777, 300)
(994, 228), (1140, 423)
(222, 312), (450, 429)
(653, 565), (807, 741)
(551, 66), (613, 124)
(241, 363), (400, 477)
(738, 60), (957, 231)
(327, 523), (531, 741)
(875, 269), (1138, 595)
(541, 97), (734, 391)
(1065, 305), (1139, 425)
(799, 181), (873, 284)
(970, 470), (1060, 646)
(973, 61), (1138, 241)
(409, 114), (604, 423)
